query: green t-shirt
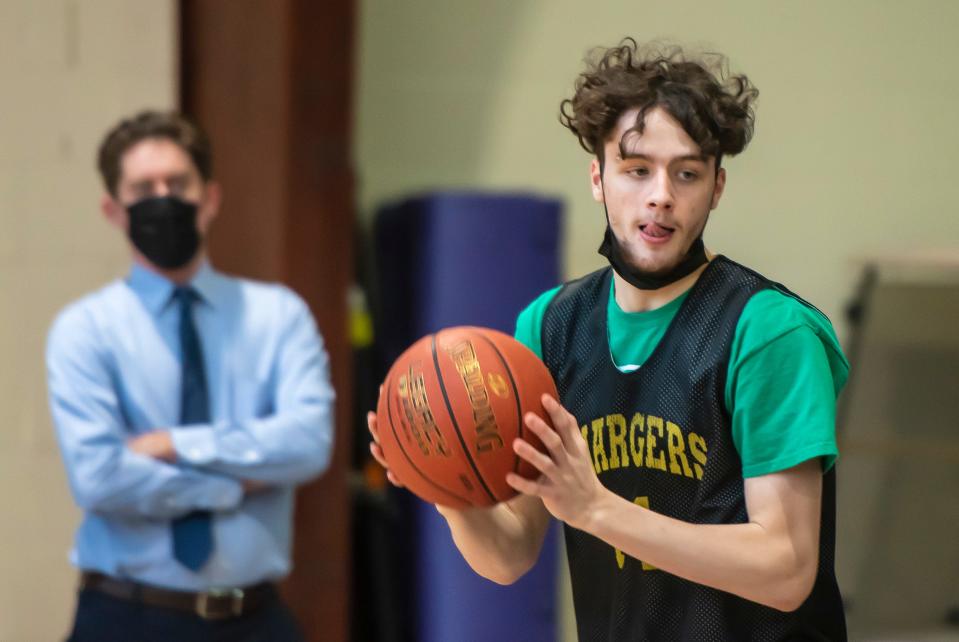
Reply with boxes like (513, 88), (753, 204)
(514, 277), (848, 478)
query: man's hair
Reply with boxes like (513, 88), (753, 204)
(560, 38), (759, 169)
(97, 110), (213, 196)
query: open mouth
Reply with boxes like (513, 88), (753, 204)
(639, 222), (674, 243)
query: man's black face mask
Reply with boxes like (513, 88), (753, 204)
(126, 196), (201, 270)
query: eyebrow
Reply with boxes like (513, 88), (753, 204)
(619, 152), (709, 164)
(129, 172), (192, 188)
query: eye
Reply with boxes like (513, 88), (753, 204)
(130, 182), (153, 199)
(677, 169), (699, 182)
(167, 176), (189, 196)
(628, 166), (650, 177)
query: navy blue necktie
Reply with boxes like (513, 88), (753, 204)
(171, 287), (214, 571)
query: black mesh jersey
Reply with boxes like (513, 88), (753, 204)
(540, 257), (846, 642)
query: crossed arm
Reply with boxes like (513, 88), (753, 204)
(369, 394), (823, 612)
(47, 299), (333, 519)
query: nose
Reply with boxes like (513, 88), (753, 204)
(647, 171), (674, 211)
(152, 181), (171, 197)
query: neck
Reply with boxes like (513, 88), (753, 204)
(612, 255), (711, 312)
(132, 250), (207, 285)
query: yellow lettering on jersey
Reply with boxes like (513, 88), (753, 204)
(615, 496), (656, 571)
(688, 432), (708, 480)
(666, 421), (694, 478)
(581, 411), (702, 481)
(606, 414), (628, 469)
(591, 418), (609, 473)
(645, 416), (667, 471)
(628, 413), (645, 467)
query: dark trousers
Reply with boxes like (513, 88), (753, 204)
(67, 586), (305, 642)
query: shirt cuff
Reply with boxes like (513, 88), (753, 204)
(171, 424), (219, 465)
(741, 441), (839, 478)
(179, 475), (245, 512)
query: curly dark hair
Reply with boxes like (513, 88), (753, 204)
(560, 38), (758, 170)
(97, 110), (212, 196)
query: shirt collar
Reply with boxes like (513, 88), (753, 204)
(127, 260), (227, 315)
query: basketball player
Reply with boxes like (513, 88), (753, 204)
(369, 39), (848, 641)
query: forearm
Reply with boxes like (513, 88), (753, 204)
(71, 447), (244, 518)
(439, 494), (550, 585)
(51, 401), (244, 518)
(508, 395), (824, 612)
(172, 405), (333, 485)
(174, 313), (336, 485)
(583, 490), (818, 611)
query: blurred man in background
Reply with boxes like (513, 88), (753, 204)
(47, 110), (334, 641)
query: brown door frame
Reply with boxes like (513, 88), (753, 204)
(179, 2), (355, 640)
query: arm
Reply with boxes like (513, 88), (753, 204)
(508, 395), (822, 612)
(437, 493), (552, 585)
(584, 458), (821, 611)
(416, 289), (556, 582)
(366, 411), (552, 585)
(171, 292), (335, 485)
(47, 309), (244, 518)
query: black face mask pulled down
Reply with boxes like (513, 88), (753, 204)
(597, 203), (709, 291)
(127, 196), (201, 270)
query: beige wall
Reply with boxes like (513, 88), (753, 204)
(356, 1), (959, 639)
(0, 2), (176, 639)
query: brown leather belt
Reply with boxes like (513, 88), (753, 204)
(80, 571), (276, 620)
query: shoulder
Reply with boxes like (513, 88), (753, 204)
(514, 285), (562, 358)
(734, 287), (849, 392)
(47, 280), (128, 353)
(739, 289), (841, 351)
(518, 285), (563, 325)
(515, 268), (609, 358)
(214, 274), (323, 350)
(552, 267), (609, 299)
(216, 272), (311, 315)
(727, 287), (847, 475)
(542, 267), (610, 320)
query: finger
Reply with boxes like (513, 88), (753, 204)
(367, 411), (380, 442)
(505, 471), (543, 497)
(541, 394), (580, 446)
(369, 442), (389, 470)
(513, 438), (558, 477)
(524, 411), (567, 461)
(369, 442), (404, 487)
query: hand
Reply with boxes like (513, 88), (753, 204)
(368, 404), (474, 520)
(505, 394), (608, 531)
(367, 409), (404, 488)
(127, 430), (176, 463)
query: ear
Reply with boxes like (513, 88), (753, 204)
(101, 193), (128, 233)
(710, 167), (726, 210)
(197, 181), (222, 233)
(590, 157), (605, 203)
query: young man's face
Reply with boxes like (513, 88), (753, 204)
(590, 106), (726, 276)
(104, 136), (220, 237)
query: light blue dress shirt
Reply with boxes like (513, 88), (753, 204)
(46, 261), (335, 590)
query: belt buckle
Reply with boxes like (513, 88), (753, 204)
(196, 587), (244, 620)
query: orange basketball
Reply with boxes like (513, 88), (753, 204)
(375, 326), (558, 508)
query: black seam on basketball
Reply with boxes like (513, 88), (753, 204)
(431, 333), (497, 505)
(474, 332), (524, 476)
(384, 366), (472, 506)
